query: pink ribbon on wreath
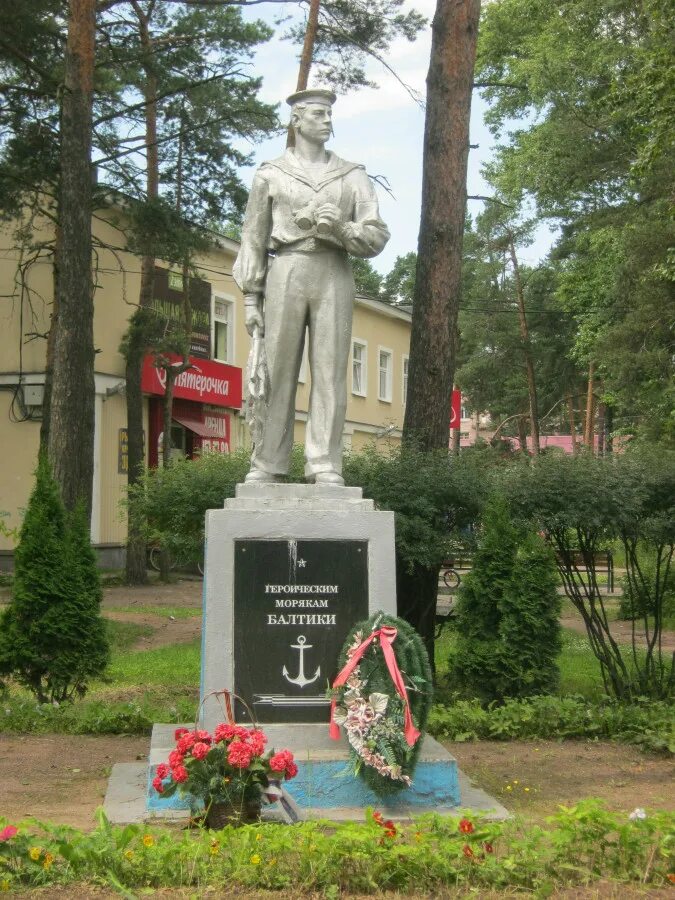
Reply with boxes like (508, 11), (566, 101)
(329, 625), (421, 747)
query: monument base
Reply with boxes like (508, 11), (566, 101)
(200, 483), (397, 731)
(142, 723), (496, 822)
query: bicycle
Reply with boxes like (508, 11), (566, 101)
(441, 564), (461, 591)
(148, 545), (204, 576)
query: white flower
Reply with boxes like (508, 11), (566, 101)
(629, 808), (647, 821)
(368, 693), (389, 714)
(333, 706), (348, 726)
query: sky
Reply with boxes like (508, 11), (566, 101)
(237, 0), (555, 276)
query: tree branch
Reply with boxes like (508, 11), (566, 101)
(467, 194), (515, 208)
(473, 80), (527, 90)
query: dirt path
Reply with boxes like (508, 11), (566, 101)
(0, 734), (148, 830)
(101, 578), (202, 610)
(448, 739), (675, 821)
(1, 735), (671, 834)
(560, 607), (675, 652)
(100, 579), (203, 650)
(103, 610), (201, 650)
(87, 578), (203, 650)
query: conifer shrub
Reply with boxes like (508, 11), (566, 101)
(448, 495), (561, 703)
(0, 456), (109, 703)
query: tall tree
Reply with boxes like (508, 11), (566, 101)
(285, 0), (426, 93)
(397, 0), (480, 656)
(98, 1), (275, 582)
(382, 252), (417, 306)
(456, 215), (582, 446)
(47, 0), (97, 515)
(402, 0), (481, 452)
(477, 0), (675, 444)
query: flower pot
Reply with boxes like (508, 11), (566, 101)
(205, 797), (261, 829)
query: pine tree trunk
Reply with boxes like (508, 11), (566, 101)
(396, 560), (439, 676)
(124, 312), (149, 584)
(584, 361), (595, 451)
(40, 224), (61, 452)
(567, 393), (577, 456)
(509, 234), (540, 456)
(48, 0), (96, 517)
(287, 0), (321, 148)
(124, 2), (159, 580)
(403, 0), (481, 452)
(517, 415), (529, 453)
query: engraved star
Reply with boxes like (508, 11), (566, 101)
(297, 558), (307, 568)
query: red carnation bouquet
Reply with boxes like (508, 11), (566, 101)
(152, 724), (298, 825)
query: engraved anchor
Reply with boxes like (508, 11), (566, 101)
(282, 635), (320, 688)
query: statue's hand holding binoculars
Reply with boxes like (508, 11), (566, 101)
(294, 201), (344, 236)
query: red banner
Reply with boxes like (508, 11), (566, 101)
(450, 389), (461, 429)
(141, 354), (242, 409)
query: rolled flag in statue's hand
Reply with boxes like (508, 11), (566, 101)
(245, 322), (269, 452)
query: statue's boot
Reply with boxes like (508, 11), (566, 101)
(312, 471), (344, 486)
(245, 467), (282, 484)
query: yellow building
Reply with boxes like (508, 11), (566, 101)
(0, 203), (412, 567)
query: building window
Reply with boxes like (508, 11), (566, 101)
(402, 355), (409, 406)
(212, 295), (234, 362)
(352, 339), (367, 396)
(378, 347), (393, 402)
(461, 404), (469, 420)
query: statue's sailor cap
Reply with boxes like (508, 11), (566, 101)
(286, 88), (336, 108)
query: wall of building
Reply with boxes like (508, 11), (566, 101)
(0, 205), (413, 559)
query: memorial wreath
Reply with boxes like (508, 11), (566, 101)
(330, 613), (433, 795)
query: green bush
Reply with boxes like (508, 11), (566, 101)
(428, 695), (675, 754)
(344, 445), (487, 661)
(0, 457), (109, 703)
(0, 802), (673, 893)
(126, 448), (251, 567)
(448, 496), (561, 702)
(619, 557), (675, 625)
(127, 443), (488, 658)
(502, 448), (675, 699)
(0, 694), (196, 734)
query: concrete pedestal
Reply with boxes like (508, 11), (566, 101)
(200, 483), (397, 730)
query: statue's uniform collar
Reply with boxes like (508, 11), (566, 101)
(264, 150), (363, 191)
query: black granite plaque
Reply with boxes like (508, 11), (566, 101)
(233, 539), (368, 723)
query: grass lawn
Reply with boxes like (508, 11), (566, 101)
(435, 624), (640, 701)
(103, 639), (201, 686)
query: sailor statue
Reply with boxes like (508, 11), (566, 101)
(233, 89), (390, 485)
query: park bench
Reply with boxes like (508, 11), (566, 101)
(555, 548), (615, 593)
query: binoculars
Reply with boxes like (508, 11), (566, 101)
(294, 202), (332, 235)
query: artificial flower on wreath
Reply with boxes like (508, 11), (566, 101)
(152, 723), (298, 821)
(330, 612), (433, 796)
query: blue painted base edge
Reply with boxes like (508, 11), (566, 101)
(147, 757), (460, 813)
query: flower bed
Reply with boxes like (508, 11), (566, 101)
(0, 801), (673, 893)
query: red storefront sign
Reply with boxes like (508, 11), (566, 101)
(141, 354), (242, 409)
(450, 389), (462, 429)
(173, 406), (231, 454)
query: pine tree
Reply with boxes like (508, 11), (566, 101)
(449, 495), (519, 702)
(450, 496), (562, 702)
(0, 456), (109, 703)
(498, 533), (561, 697)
